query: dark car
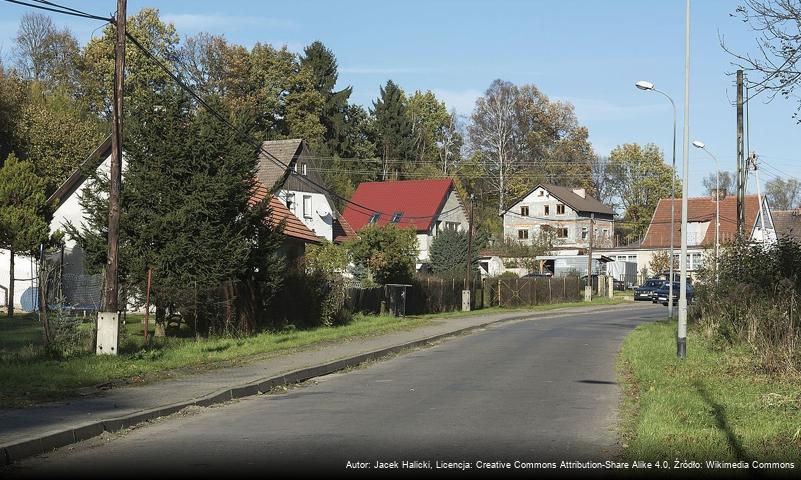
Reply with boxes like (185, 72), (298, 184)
(633, 279), (666, 301)
(654, 281), (694, 306)
(613, 279), (626, 291)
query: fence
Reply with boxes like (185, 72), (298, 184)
(487, 276), (582, 308)
(345, 276), (484, 316)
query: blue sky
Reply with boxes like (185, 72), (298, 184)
(1, 0), (799, 197)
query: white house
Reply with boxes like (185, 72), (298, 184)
(340, 178), (469, 267)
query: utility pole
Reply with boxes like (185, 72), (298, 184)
(678, 0), (691, 359)
(736, 70), (746, 239)
(462, 194), (474, 312)
(98, 0), (126, 355)
(585, 214), (594, 302)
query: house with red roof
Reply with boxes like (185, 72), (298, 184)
(341, 178), (469, 266)
(596, 194), (775, 283)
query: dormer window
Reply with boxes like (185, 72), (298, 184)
(369, 213), (381, 224)
(391, 212), (403, 223)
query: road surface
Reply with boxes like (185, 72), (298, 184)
(7, 304), (663, 477)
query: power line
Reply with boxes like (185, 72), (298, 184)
(3, 0), (112, 22)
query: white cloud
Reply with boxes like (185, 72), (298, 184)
(162, 13), (296, 32)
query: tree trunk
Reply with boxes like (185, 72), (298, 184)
(8, 248), (13, 318)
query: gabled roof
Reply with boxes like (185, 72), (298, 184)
(502, 183), (614, 216)
(47, 134), (112, 205)
(250, 182), (321, 244)
(332, 214), (357, 244)
(342, 178), (459, 233)
(772, 209), (801, 242)
(641, 195), (761, 249)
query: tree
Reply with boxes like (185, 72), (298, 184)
(14, 12), (80, 89)
(303, 240), (349, 275)
(724, 1), (801, 117)
(372, 80), (413, 180)
(347, 224), (418, 285)
(607, 143), (679, 242)
(648, 250), (678, 276)
(407, 90), (458, 170)
(765, 177), (801, 210)
(702, 170), (735, 200)
(0, 65), (27, 167)
(300, 41), (352, 156)
(429, 229), (477, 279)
(0, 154), (50, 318)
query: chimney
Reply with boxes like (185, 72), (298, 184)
(572, 188), (586, 198)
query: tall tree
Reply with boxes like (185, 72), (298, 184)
(765, 177), (801, 210)
(0, 65), (27, 167)
(0, 154), (50, 318)
(607, 143), (679, 242)
(701, 170), (735, 200)
(372, 80), (413, 180)
(14, 12), (80, 89)
(301, 40), (352, 155)
(407, 90), (455, 167)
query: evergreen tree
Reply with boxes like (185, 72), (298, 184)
(0, 154), (50, 317)
(429, 229), (478, 279)
(301, 41), (352, 156)
(372, 80), (413, 180)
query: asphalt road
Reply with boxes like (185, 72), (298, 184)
(8, 304), (664, 478)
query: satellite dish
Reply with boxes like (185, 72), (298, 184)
(20, 287), (39, 313)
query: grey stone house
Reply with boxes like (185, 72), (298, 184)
(501, 184), (615, 249)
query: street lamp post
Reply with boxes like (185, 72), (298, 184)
(692, 141), (720, 283)
(635, 80), (677, 320)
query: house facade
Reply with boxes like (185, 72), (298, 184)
(341, 178), (469, 266)
(502, 184), (615, 250)
(257, 139), (354, 244)
(597, 194), (775, 283)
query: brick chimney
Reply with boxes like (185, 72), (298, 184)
(572, 188), (586, 198)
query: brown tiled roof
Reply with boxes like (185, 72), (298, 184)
(641, 195), (760, 248)
(503, 184), (614, 216)
(772, 209), (801, 242)
(332, 214), (357, 244)
(250, 182), (321, 244)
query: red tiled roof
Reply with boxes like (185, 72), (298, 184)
(250, 183), (321, 244)
(641, 195), (760, 248)
(342, 178), (457, 233)
(332, 214), (357, 244)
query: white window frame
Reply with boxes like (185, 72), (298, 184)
(303, 195), (312, 219)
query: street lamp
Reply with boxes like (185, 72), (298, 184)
(692, 141), (720, 283)
(635, 79), (677, 320)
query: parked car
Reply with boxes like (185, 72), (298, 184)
(522, 271), (552, 278)
(654, 281), (694, 306)
(613, 279), (626, 291)
(633, 278), (666, 301)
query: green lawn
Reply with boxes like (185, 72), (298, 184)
(618, 319), (801, 462)
(0, 298), (619, 408)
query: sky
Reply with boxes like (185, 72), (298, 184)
(1, 0), (799, 198)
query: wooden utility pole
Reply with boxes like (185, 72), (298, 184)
(465, 194), (474, 289)
(103, 0), (126, 313)
(736, 70), (745, 238)
(97, 0), (126, 355)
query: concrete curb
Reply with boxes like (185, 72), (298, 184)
(0, 304), (634, 465)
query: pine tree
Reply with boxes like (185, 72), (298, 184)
(0, 154), (50, 317)
(372, 80), (413, 180)
(429, 229), (478, 279)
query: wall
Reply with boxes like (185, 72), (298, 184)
(278, 189), (332, 242)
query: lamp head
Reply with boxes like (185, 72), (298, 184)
(692, 140), (705, 149)
(635, 80), (655, 91)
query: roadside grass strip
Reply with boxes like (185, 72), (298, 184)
(618, 319), (801, 464)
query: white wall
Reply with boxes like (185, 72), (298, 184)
(279, 189), (331, 241)
(0, 249), (38, 310)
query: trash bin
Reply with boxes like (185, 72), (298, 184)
(384, 284), (412, 317)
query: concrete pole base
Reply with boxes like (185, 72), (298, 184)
(462, 290), (471, 312)
(584, 286), (592, 302)
(677, 337), (687, 359)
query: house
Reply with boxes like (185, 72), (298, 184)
(597, 194), (775, 282)
(770, 209), (801, 242)
(340, 178), (469, 266)
(0, 137), (324, 312)
(256, 139), (355, 244)
(501, 184), (615, 251)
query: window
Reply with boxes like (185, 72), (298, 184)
(286, 193), (295, 212)
(301, 163), (307, 176)
(518, 229), (529, 240)
(556, 204), (565, 215)
(391, 212), (403, 223)
(602, 229), (609, 238)
(556, 228), (568, 238)
(581, 227), (588, 240)
(520, 206), (529, 216)
(369, 213), (380, 224)
(544, 205), (550, 216)
(302, 195), (312, 219)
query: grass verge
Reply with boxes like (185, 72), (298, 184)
(0, 297), (621, 408)
(618, 319), (801, 463)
